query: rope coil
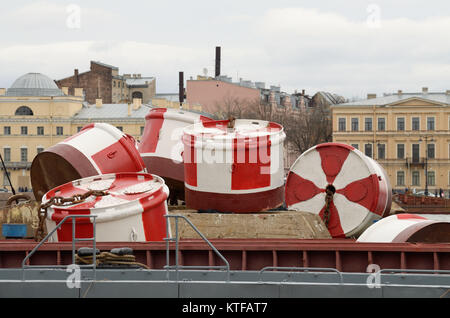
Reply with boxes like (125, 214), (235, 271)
(76, 251), (150, 269)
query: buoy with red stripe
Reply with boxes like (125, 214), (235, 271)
(285, 142), (392, 238)
(357, 214), (450, 243)
(138, 108), (213, 203)
(43, 172), (170, 242)
(182, 118), (286, 213)
(31, 123), (146, 202)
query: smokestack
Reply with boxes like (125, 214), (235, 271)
(215, 46), (221, 77)
(179, 71), (184, 108)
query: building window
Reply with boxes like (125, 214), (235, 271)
(56, 126), (63, 135)
(364, 143), (372, 158)
(377, 118), (385, 131)
(351, 118), (359, 131)
(140, 126), (145, 135)
(427, 144), (435, 159)
(113, 81), (116, 87)
(3, 148), (10, 162)
(427, 117), (435, 131)
(427, 171), (436, 186)
(37, 147), (44, 154)
(412, 117), (420, 131)
(351, 144), (359, 150)
(338, 118), (346, 132)
(77, 126), (83, 133)
(15, 106), (33, 116)
(364, 118), (372, 131)
(397, 144), (405, 159)
(20, 148), (27, 162)
(397, 117), (405, 131)
(412, 171), (420, 186)
(116, 126), (123, 132)
(3, 126), (11, 135)
(377, 144), (385, 159)
(37, 126), (44, 135)
(21, 126), (27, 135)
(412, 144), (420, 163)
(397, 171), (405, 186)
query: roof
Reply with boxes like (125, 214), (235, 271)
(315, 91), (346, 105)
(336, 92), (450, 107)
(6, 73), (64, 97)
(91, 61), (118, 70)
(125, 77), (155, 87)
(73, 103), (151, 120)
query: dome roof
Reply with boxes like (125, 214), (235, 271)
(6, 73), (64, 97)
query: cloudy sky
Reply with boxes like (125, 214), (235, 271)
(1, 0), (450, 100)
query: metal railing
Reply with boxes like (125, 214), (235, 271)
(164, 214), (230, 282)
(21, 214), (97, 281)
(259, 266), (344, 284)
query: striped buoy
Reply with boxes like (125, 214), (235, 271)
(285, 142), (391, 238)
(182, 118), (286, 213)
(138, 108), (213, 202)
(43, 172), (169, 242)
(357, 214), (450, 243)
(31, 123), (146, 202)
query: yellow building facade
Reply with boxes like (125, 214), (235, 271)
(0, 73), (147, 191)
(332, 88), (450, 194)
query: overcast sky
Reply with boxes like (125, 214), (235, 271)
(1, 0), (450, 100)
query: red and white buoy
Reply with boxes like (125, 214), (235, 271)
(31, 123), (146, 201)
(285, 142), (392, 238)
(42, 172), (169, 242)
(357, 214), (450, 243)
(182, 119), (286, 213)
(138, 108), (213, 202)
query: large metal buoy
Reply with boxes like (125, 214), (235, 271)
(42, 172), (169, 242)
(182, 118), (286, 213)
(31, 123), (146, 202)
(138, 108), (213, 203)
(285, 142), (392, 238)
(357, 214), (450, 243)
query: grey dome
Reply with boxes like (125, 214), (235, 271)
(6, 73), (64, 97)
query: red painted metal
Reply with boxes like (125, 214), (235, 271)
(1, 239), (449, 273)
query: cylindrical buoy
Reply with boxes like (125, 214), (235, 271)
(182, 118), (286, 213)
(31, 123), (146, 202)
(42, 172), (169, 242)
(285, 142), (392, 238)
(138, 108), (213, 202)
(357, 214), (450, 243)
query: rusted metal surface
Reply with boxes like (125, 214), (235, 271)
(394, 194), (450, 214)
(0, 238), (449, 273)
(0, 194), (40, 239)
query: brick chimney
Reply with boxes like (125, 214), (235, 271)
(61, 87), (69, 95)
(422, 87), (428, 94)
(96, 98), (102, 108)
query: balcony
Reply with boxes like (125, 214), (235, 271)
(405, 157), (425, 168)
(0, 161), (31, 170)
